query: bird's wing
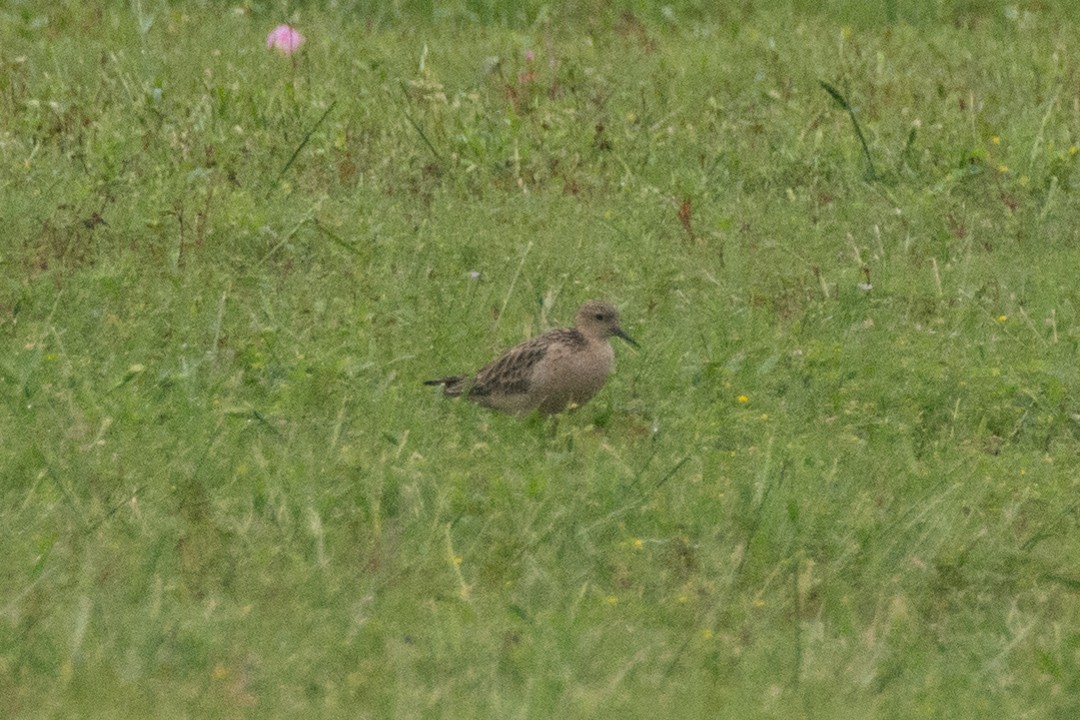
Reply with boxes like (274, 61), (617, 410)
(468, 329), (585, 398)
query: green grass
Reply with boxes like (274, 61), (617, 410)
(4, 1), (1080, 717)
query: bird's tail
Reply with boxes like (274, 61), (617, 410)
(423, 376), (467, 397)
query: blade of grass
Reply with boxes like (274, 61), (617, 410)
(267, 100), (338, 197)
(820, 81), (878, 181)
(399, 81), (443, 163)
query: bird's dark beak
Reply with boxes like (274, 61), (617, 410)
(614, 328), (639, 348)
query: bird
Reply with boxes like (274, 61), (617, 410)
(425, 300), (638, 414)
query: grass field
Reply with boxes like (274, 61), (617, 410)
(4, 1), (1080, 717)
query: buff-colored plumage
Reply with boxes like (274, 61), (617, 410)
(425, 300), (637, 414)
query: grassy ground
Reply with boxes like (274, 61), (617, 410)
(4, 1), (1080, 717)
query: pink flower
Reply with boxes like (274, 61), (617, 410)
(518, 50), (536, 85)
(267, 24), (305, 55)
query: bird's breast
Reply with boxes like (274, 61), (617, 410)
(531, 340), (614, 410)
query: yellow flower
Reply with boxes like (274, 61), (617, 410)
(605, 595), (619, 605)
(632, 538), (644, 550)
(701, 628), (714, 640)
(997, 164), (1008, 174)
(1070, 145), (1079, 156)
(737, 394), (749, 404)
(991, 135), (1001, 145)
(996, 315), (1008, 323)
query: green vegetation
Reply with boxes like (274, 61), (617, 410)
(4, 1), (1080, 717)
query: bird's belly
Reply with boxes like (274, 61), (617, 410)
(532, 348), (614, 413)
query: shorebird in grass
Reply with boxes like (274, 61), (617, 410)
(425, 300), (638, 415)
